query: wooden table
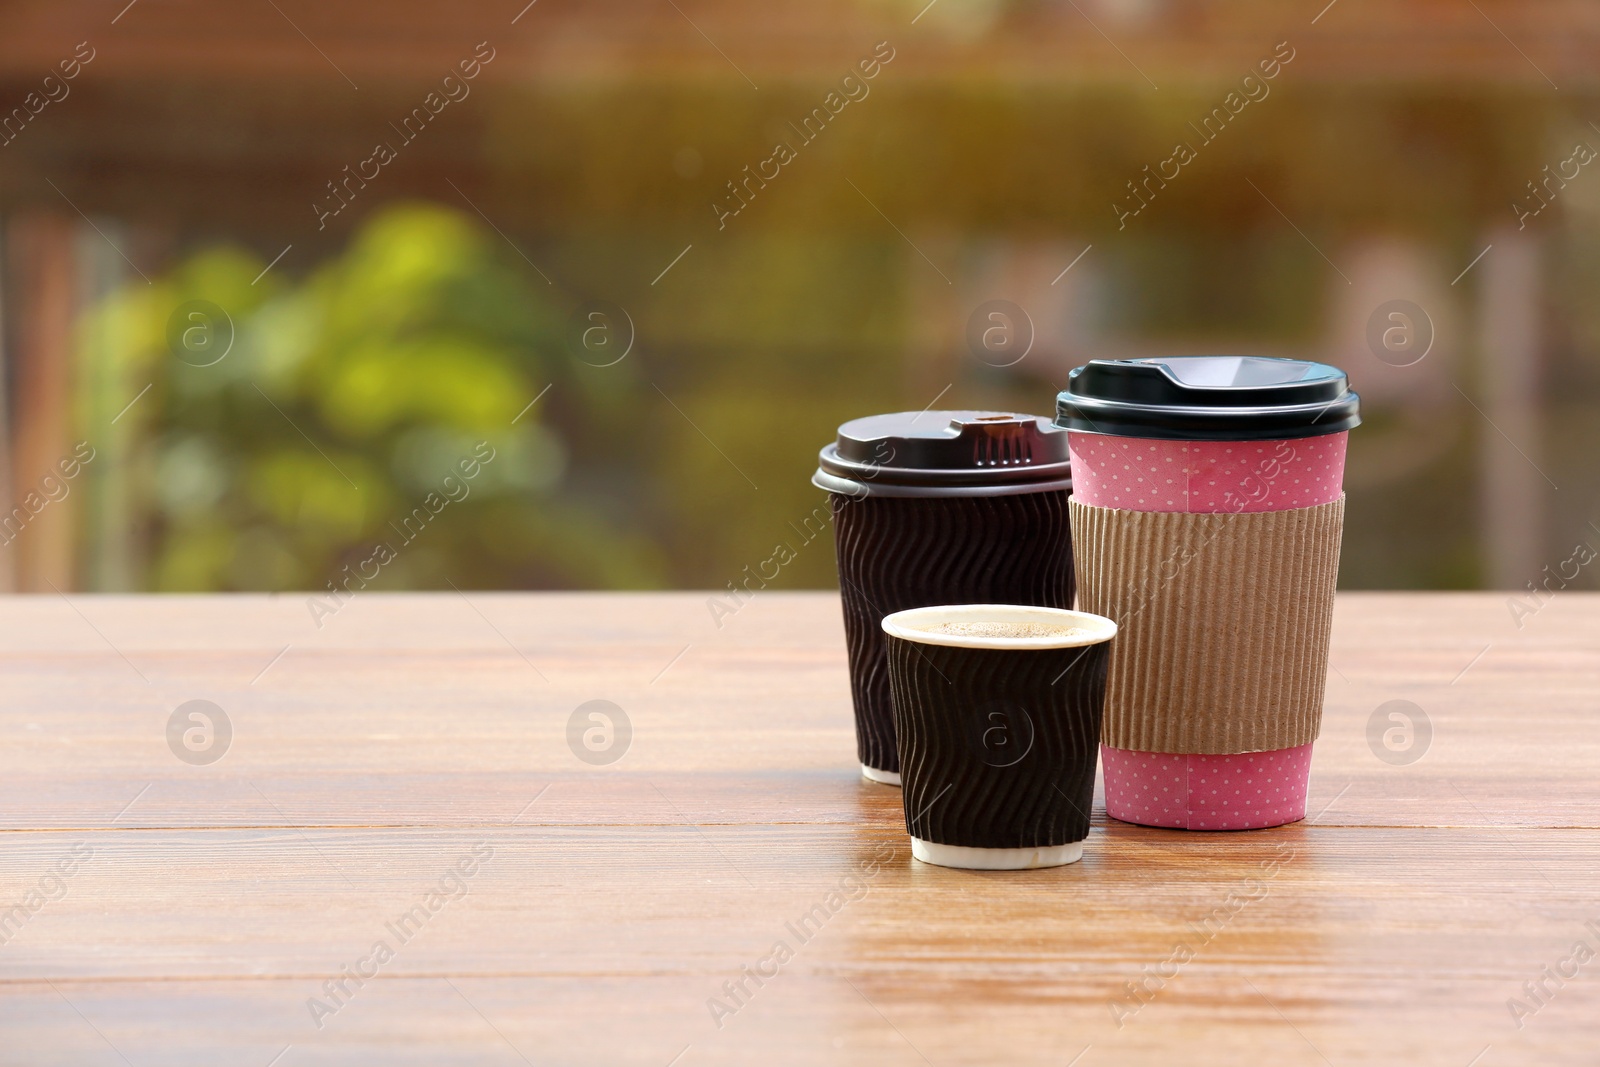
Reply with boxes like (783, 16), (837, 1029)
(1, 591), (1596, 1065)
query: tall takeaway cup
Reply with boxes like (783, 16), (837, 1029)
(1056, 357), (1360, 829)
(813, 412), (1075, 785)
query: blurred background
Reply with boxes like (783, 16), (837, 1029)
(0, 0), (1595, 595)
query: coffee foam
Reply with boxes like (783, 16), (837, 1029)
(920, 621), (1086, 640)
(880, 605), (1117, 649)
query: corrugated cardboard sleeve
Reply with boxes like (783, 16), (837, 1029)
(1070, 497), (1344, 755)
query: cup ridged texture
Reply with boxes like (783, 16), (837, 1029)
(886, 637), (1108, 849)
(1070, 497), (1344, 754)
(832, 491), (1074, 774)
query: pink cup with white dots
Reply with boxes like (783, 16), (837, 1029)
(1055, 356), (1360, 830)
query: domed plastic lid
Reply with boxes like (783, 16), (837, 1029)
(813, 410), (1072, 498)
(1055, 356), (1361, 441)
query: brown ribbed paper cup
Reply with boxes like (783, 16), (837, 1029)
(832, 491), (1074, 782)
(815, 412), (1076, 787)
(881, 605), (1116, 870)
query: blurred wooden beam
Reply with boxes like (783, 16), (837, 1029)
(4, 211), (79, 592)
(0, 216), (11, 592)
(0, 0), (1595, 87)
(1477, 226), (1546, 591)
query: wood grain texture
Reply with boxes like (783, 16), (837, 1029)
(1, 591), (1597, 1065)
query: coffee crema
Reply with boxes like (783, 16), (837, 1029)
(919, 620), (1087, 639)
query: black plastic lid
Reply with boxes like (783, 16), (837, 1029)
(813, 411), (1072, 498)
(1055, 356), (1361, 441)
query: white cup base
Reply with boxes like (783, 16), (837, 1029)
(911, 838), (1083, 870)
(860, 764), (902, 786)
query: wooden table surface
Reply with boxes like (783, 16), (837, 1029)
(1, 591), (1596, 1066)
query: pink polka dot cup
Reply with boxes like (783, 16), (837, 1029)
(1056, 356), (1360, 830)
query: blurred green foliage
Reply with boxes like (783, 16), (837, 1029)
(79, 202), (668, 591)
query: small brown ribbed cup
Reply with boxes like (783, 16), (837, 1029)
(881, 605), (1116, 870)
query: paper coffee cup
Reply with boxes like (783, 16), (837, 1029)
(880, 604), (1116, 869)
(814, 413), (1075, 785)
(1056, 356), (1359, 830)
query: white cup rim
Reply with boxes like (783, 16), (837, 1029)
(880, 604), (1117, 650)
